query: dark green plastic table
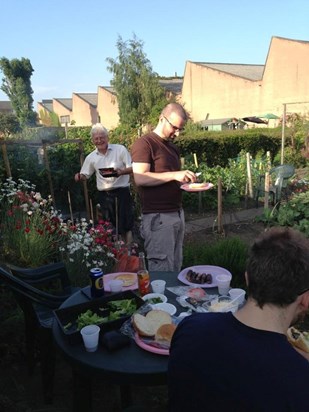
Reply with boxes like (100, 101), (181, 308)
(53, 271), (183, 411)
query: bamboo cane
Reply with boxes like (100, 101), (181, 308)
(115, 196), (119, 249)
(89, 199), (94, 223)
(246, 152), (253, 198)
(217, 178), (223, 233)
(67, 191), (74, 224)
(193, 153), (198, 168)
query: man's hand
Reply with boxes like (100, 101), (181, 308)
(173, 170), (197, 183)
(74, 173), (85, 182)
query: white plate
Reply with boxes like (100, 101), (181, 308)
(142, 293), (167, 305)
(178, 265), (232, 288)
(152, 302), (177, 316)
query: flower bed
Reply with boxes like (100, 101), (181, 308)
(0, 178), (137, 286)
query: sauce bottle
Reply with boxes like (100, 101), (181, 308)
(137, 252), (150, 296)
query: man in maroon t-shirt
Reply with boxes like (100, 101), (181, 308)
(131, 103), (196, 272)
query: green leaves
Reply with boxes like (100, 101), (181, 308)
(0, 57), (36, 127)
(257, 191), (309, 238)
(183, 237), (248, 289)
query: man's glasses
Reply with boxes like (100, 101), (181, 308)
(164, 116), (184, 132)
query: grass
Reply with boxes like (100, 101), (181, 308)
(183, 236), (249, 289)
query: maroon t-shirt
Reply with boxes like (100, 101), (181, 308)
(131, 132), (182, 213)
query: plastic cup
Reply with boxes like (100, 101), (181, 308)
(216, 274), (232, 295)
(109, 279), (123, 293)
(80, 325), (100, 352)
(151, 280), (166, 294)
(229, 288), (246, 304)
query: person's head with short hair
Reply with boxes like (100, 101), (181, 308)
(91, 123), (109, 153)
(155, 103), (188, 141)
(246, 227), (309, 308)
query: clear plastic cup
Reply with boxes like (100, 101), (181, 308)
(216, 274), (232, 295)
(109, 279), (123, 293)
(229, 288), (246, 304)
(151, 280), (166, 294)
(80, 325), (100, 352)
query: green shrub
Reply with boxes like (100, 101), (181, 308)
(177, 128), (282, 167)
(256, 190), (309, 237)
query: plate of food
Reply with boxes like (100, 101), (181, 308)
(99, 167), (118, 178)
(178, 265), (232, 288)
(104, 272), (138, 292)
(132, 309), (177, 355)
(180, 182), (214, 192)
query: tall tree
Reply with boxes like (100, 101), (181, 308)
(0, 57), (37, 127)
(106, 34), (166, 128)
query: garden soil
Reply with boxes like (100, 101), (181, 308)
(0, 212), (268, 412)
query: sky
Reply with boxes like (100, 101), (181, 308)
(1, 0), (309, 106)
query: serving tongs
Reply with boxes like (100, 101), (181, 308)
(195, 172), (202, 183)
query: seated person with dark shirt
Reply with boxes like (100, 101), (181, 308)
(168, 227), (309, 412)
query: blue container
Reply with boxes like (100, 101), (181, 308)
(89, 268), (104, 298)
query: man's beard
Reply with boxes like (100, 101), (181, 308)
(167, 133), (176, 142)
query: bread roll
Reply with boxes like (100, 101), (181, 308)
(145, 309), (172, 325)
(188, 183), (205, 189)
(132, 310), (172, 337)
(155, 323), (177, 346)
(132, 313), (156, 337)
(287, 327), (309, 353)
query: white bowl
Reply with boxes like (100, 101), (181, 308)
(153, 302), (177, 316)
(142, 293), (167, 305)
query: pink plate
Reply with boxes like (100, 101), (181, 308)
(180, 182), (214, 192)
(103, 272), (138, 292)
(134, 333), (169, 356)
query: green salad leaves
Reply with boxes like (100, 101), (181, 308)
(76, 298), (137, 330)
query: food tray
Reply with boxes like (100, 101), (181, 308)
(54, 290), (144, 345)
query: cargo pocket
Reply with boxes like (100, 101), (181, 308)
(147, 253), (168, 271)
(150, 214), (162, 232)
